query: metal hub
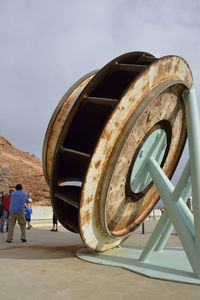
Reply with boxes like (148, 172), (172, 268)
(130, 129), (167, 194)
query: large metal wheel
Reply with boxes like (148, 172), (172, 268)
(42, 51), (193, 251)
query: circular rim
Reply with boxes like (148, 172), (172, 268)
(42, 70), (97, 185)
(79, 55), (193, 251)
(100, 81), (186, 238)
(49, 51), (156, 233)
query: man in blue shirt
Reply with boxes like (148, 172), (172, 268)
(7, 184), (27, 243)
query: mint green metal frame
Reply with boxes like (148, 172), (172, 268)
(139, 85), (200, 278)
(76, 85), (200, 284)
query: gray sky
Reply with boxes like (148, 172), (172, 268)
(0, 0), (200, 183)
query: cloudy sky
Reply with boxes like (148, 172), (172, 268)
(0, 0), (200, 182)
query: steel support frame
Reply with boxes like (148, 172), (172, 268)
(139, 85), (200, 278)
(76, 85), (200, 284)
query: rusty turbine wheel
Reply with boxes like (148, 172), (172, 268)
(42, 51), (193, 252)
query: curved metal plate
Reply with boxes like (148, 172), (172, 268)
(79, 55), (193, 251)
(42, 71), (97, 184)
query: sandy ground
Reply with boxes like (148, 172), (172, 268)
(0, 218), (200, 300)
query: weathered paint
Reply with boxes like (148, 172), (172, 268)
(42, 72), (96, 184)
(79, 55), (193, 251)
(43, 52), (193, 252)
(103, 90), (184, 237)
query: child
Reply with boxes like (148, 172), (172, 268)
(24, 203), (32, 229)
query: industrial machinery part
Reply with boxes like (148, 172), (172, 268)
(42, 51), (192, 252)
(76, 85), (200, 285)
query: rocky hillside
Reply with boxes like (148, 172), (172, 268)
(0, 134), (51, 206)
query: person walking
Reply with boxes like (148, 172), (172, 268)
(50, 212), (58, 232)
(1, 190), (13, 232)
(7, 184), (27, 243)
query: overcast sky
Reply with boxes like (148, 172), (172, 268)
(0, 0), (200, 183)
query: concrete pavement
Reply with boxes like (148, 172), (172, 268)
(0, 218), (200, 300)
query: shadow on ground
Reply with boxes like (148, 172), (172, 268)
(0, 244), (84, 260)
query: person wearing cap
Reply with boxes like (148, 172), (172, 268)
(7, 184), (27, 243)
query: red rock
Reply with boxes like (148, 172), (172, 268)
(0, 134), (50, 206)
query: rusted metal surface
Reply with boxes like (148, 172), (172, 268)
(42, 52), (193, 252)
(100, 89), (184, 237)
(79, 55), (192, 251)
(42, 71), (97, 184)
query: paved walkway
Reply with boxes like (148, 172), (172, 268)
(0, 218), (200, 300)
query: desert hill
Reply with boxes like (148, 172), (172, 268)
(0, 134), (50, 205)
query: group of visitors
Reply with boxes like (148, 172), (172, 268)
(0, 184), (59, 242)
(0, 184), (33, 243)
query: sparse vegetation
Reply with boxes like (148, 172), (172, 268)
(0, 134), (50, 205)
